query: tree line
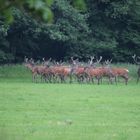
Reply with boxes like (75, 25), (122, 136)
(0, 0), (140, 63)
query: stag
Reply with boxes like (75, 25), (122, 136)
(100, 59), (115, 84)
(84, 67), (103, 84)
(103, 59), (129, 85)
(84, 56), (103, 84)
(132, 54), (140, 83)
(24, 57), (52, 83)
(70, 57), (84, 83)
(24, 58), (38, 82)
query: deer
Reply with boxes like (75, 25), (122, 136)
(24, 58), (38, 82)
(24, 57), (52, 83)
(132, 54), (140, 83)
(84, 67), (103, 84)
(70, 57), (85, 83)
(103, 59), (129, 85)
(84, 56), (103, 84)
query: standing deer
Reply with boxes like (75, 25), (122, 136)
(132, 54), (140, 83)
(101, 59), (115, 84)
(85, 56), (103, 84)
(24, 58), (38, 82)
(104, 59), (129, 85)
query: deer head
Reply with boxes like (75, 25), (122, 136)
(104, 59), (112, 68)
(24, 56), (28, 63)
(71, 57), (77, 66)
(92, 56), (102, 68)
(44, 58), (52, 66)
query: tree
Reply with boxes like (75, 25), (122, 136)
(0, 0), (86, 23)
(86, 0), (140, 61)
(0, 0), (54, 23)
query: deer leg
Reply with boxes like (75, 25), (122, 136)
(97, 78), (100, 85)
(123, 75), (128, 85)
(62, 75), (65, 83)
(125, 77), (128, 85)
(32, 73), (36, 83)
(115, 76), (117, 85)
(77, 75), (80, 83)
(34, 74), (37, 83)
(32, 74), (34, 82)
(41, 74), (43, 83)
(109, 77), (113, 84)
(126, 78), (128, 85)
(85, 75), (90, 84)
(91, 77), (94, 84)
(69, 74), (72, 83)
(44, 75), (47, 83)
(81, 76), (84, 83)
(96, 76), (101, 85)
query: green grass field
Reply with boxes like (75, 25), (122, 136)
(0, 64), (140, 140)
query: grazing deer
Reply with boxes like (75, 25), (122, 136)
(132, 54), (140, 83)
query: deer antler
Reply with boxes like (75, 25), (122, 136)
(44, 58), (52, 66)
(105, 60), (108, 65)
(88, 56), (94, 65)
(71, 57), (74, 61)
(96, 56), (102, 64)
(132, 54), (140, 65)
(132, 54), (136, 59)
(105, 59), (112, 66)
(71, 57), (77, 65)
(24, 56), (28, 63)
(108, 59), (112, 64)
(29, 58), (34, 64)
(48, 58), (52, 62)
(42, 57), (45, 62)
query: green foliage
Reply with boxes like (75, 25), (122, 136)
(86, 0), (140, 61)
(0, 0), (54, 23)
(72, 0), (87, 11)
(0, 0), (140, 62)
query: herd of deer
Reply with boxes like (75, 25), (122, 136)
(24, 55), (140, 85)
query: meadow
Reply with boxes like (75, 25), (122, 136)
(0, 64), (140, 140)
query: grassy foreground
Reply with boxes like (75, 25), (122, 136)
(0, 64), (140, 140)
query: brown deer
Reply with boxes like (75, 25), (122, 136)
(24, 58), (38, 82)
(84, 67), (103, 84)
(85, 56), (103, 84)
(132, 54), (140, 83)
(100, 59), (115, 84)
(103, 59), (129, 85)
(24, 57), (52, 83)
(70, 57), (85, 83)
(111, 68), (129, 85)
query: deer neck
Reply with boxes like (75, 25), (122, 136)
(26, 64), (34, 71)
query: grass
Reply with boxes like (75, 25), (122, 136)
(0, 64), (140, 140)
